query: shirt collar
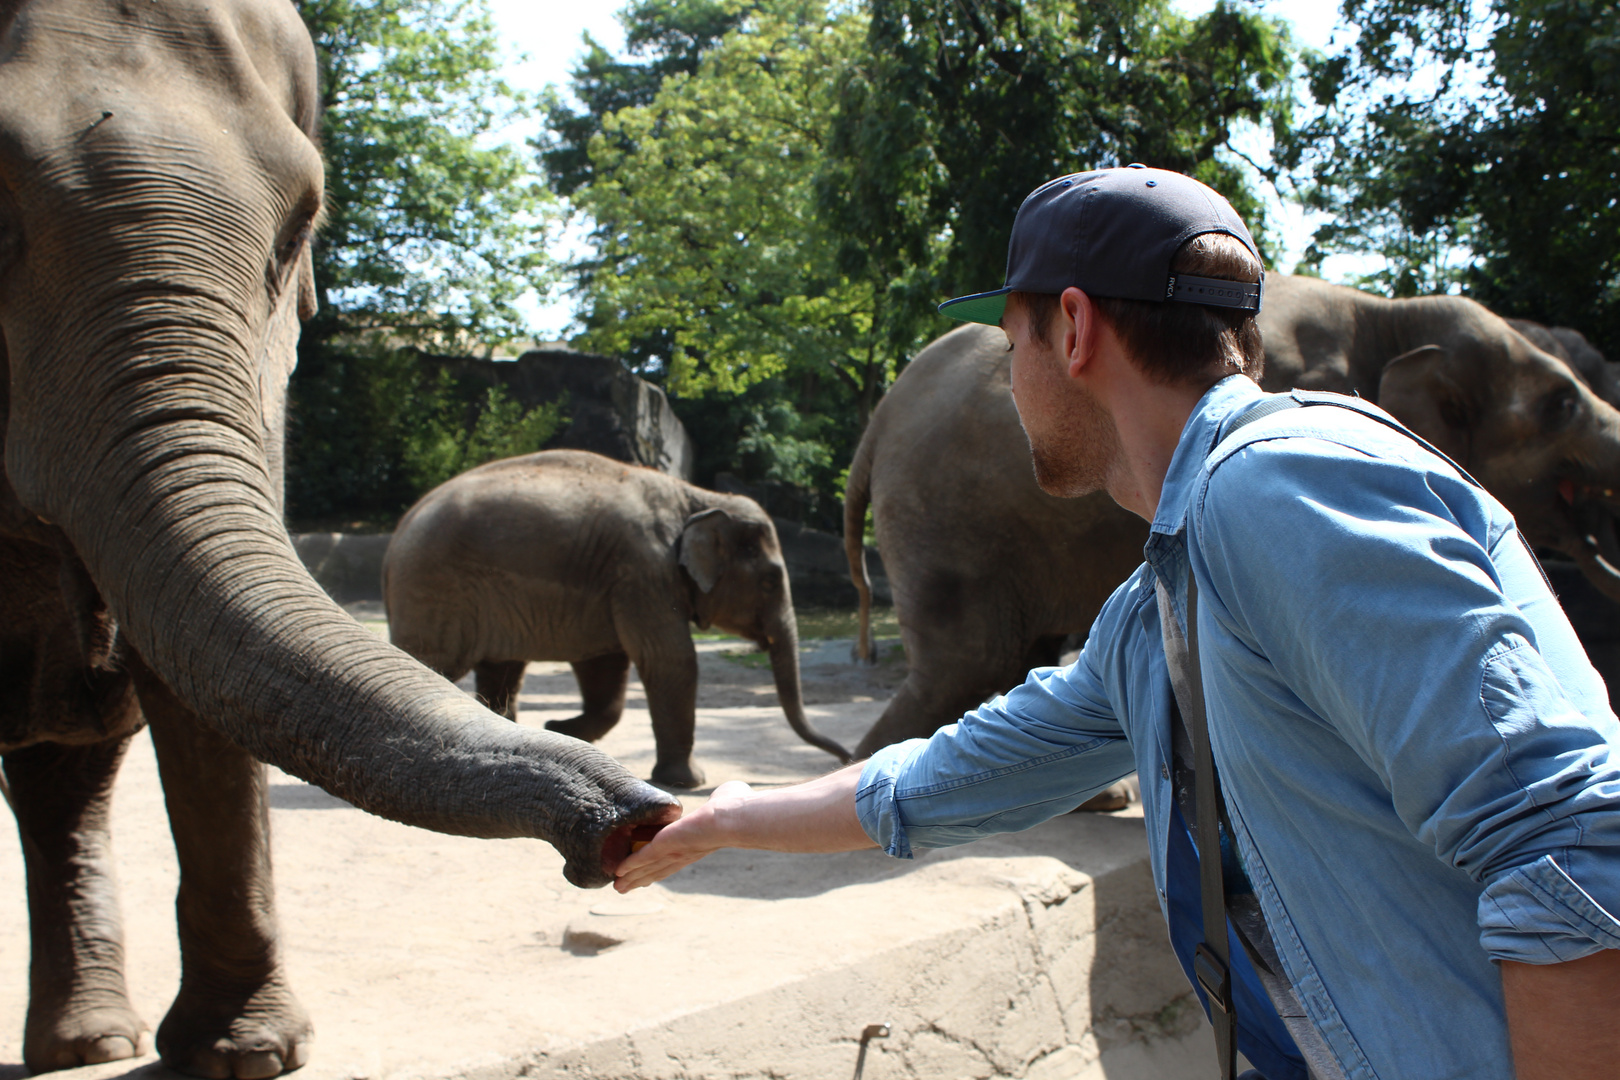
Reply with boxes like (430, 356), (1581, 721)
(1149, 374), (1266, 540)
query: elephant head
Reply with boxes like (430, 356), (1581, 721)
(680, 507), (853, 763)
(0, 0), (676, 886)
(1379, 319), (1620, 601)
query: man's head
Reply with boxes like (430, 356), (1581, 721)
(942, 167), (1266, 507)
(940, 166), (1266, 384)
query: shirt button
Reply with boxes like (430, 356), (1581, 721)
(1160, 763), (1170, 780)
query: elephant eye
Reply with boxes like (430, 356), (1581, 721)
(1541, 388), (1580, 431)
(277, 219), (312, 267)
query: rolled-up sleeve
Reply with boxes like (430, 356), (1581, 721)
(855, 629), (1137, 859)
(1194, 434), (1620, 965)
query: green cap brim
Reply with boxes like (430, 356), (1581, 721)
(937, 287), (1011, 325)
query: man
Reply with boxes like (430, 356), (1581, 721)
(614, 167), (1620, 1079)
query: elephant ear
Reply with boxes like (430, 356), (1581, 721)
(679, 508), (732, 593)
(296, 243), (319, 321)
(1377, 344), (1474, 463)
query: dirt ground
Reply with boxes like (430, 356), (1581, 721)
(0, 620), (1203, 1080)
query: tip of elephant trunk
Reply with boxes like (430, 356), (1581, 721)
(593, 805), (683, 885)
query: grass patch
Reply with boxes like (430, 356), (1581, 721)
(693, 606), (900, 643)
(794, 606), (900, 640)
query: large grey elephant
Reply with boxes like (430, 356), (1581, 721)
(1507, 317), (1618, 405)
(847, 281), (1620, 755)
(383, 450), (853, 789)
(1261, 273), (1620, 599)
(0, 2), (676, 1077)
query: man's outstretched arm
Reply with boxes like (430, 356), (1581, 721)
(613, 763), (875, 892)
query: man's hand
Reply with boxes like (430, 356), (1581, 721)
(613, 763), (875, 893)
(613, 780), (754, 892)
(1502, 950), (1620, 1079)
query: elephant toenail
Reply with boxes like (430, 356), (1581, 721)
(83, 1036), (136, 1064)
(234, 1049), (285, 1079)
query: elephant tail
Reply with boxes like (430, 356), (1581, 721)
(844, 429), (877, 665)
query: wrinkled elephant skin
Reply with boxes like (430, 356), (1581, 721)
(0, 2), (675, 1076)
(384, 449), (852, 789)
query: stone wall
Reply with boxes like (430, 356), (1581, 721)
(423, 346), (695, 479)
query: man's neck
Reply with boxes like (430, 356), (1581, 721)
(1100, 369), (1232, 521)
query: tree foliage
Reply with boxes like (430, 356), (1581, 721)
(825, 0), (1297, 335)
(548, 0), (1296, 507)
(1282, 0), (1620, 354)
(297, 0), (553, 350)
(286, 0), (559, 526)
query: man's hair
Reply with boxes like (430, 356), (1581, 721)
(1010, 233), (1265, 384)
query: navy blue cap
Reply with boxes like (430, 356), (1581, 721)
(939, 165), (1262, 325)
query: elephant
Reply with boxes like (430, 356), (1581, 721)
(383, 449), (853, 789)
(1259, 273), (1620, 601)
(1506, 317), (1619, 406)
(846, 279), (1620, 755)
(843, 327), (1150, 759)
(0, 1), (676, 1076)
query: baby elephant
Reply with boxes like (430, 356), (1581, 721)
(383, 450), (852, 787)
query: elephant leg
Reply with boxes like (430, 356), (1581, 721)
(134, 668), (312, 1080)
(474, 660), (528, 721)
(545, 652), (630, 743)
(624, 643), (702, 790)
(854, 670), (993, 760)
(5, 735), (151, 1073)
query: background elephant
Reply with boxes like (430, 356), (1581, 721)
(1260, 273), (1620, 601)
(847, 284), (1620, 754)
(384, 449), (853, 789)
(1507, 317), (1619, 405)
(0, 2), (675, 1076)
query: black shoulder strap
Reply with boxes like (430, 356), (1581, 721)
(1156, 576), (1237, 1079)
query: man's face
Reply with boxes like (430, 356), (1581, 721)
(1003, 294), (1123, 498)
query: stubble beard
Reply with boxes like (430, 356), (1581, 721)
(1026, 379), (1124, 499)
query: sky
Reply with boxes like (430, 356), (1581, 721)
(487, 0), (1366, 338)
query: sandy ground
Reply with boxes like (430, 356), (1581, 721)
(0, 624), (1211, 1080)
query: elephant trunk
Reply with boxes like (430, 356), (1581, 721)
(766, 611), (852, 764)
(10, 339), (677, 888)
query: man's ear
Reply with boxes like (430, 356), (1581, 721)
(1378, 345), (1474, 462)
(679, 508), (731, 593)
(1060, 286), (1095, 377)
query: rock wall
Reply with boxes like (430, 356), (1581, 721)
(423, 347), (695, 479)
(292, 532), (393, 605)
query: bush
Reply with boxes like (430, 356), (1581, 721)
(285, 341), (564, 528)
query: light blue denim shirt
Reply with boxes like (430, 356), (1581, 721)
(857, 374), (1620, 1079)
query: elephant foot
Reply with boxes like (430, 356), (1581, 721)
(545, 715), (617, 743)
(157, 977), (312, 1079)
(24, 998), (151, 1073)
(651, 758), (705, 789)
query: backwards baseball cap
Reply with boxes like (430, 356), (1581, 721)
(938, 165), (1262, 325)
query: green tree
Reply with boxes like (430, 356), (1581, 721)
(556, 0), (1296, 514)
(297, 0), (553, 350)
(539, 0), (755, 199)
(822, 0), (1297, 349)
(286, 0), (560, 525)
(1282, 1), (1620, 353)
